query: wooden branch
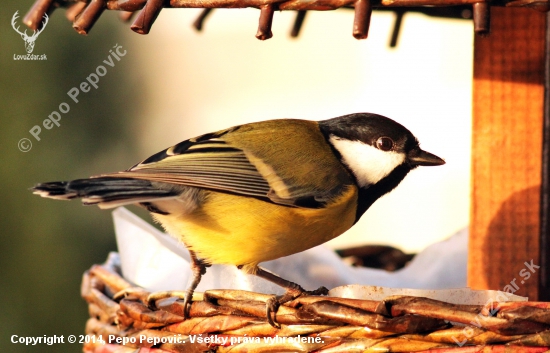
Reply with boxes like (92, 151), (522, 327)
(130, 0), (165, 34)
(290, 10), (307, 37)
(473, 2), (491, 35)
(22, 0), (549, 41)
(353, 0), (373, 39)
(73, 0), (106, 35)
(256, 4), (275, 40)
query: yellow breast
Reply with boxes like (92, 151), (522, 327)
(153, 186), (358, 269)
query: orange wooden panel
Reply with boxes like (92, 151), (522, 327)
(469, 7), (546, 300)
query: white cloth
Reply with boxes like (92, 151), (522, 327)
(113, 207), (471, 295)
(113, 208), (527, 303)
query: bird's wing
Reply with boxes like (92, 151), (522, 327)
(107, 130), (271, 199)
(104, 121), (354, 208)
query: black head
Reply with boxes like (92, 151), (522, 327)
(319, 113), (445, 220)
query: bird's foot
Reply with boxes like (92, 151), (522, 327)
(304, 286), (330, 296)
(182, 287), (194, 319)
(266, 285), (329, 328)
(183, 251), (210, 319)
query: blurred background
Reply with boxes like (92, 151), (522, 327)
(1, 1), (472, 352)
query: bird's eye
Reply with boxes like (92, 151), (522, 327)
(376, 137), (394, 151)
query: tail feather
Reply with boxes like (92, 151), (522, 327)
(32, 181), (75, 199)
(32, 177), (178, 209)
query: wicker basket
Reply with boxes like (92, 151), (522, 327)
(82, 253), (550, 352)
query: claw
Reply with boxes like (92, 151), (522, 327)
(308, 286), (329, 296)
(251, 266), (329, 327)
(264, 286), (329, 327)
(183, 287), (193, 318)
(266, 296), (282, 328)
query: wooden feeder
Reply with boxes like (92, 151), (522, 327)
(22, 0), (550, 351)
(82, 253), (550, 352)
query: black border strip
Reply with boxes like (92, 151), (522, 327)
(539, 12), (550, 302)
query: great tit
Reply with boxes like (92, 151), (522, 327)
(33, 112), (445, 326)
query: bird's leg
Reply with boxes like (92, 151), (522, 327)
(183, 250), (209, 318)
(253, 266), (328, 328)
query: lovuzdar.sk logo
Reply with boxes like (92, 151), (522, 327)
(12, 10), (48, 61)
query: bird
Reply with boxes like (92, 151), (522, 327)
(33, 112), (445, 327)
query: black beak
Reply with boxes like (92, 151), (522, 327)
(408, 149), (445, 166)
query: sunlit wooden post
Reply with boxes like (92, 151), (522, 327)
(469, 8), (548, 300)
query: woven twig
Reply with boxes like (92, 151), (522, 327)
(23, 0), (550, 41)
(81, 253), (550, 353)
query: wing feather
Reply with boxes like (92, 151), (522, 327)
(103, 138), (273, 199)
(99, 121), (353, 209)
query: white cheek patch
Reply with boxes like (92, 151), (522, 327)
(330, 136), (406, 188)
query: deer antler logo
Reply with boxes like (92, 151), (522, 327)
(11, 11), (49, 54)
